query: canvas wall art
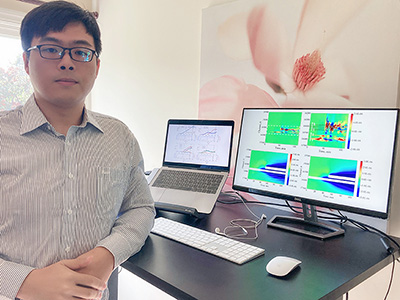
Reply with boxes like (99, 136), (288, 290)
(199, 0), (400, 130)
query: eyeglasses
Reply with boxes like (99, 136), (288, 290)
(26, 44), (98, 62)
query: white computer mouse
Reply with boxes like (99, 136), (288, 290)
(266, 256), (302, 277)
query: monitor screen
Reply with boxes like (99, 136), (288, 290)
(233, 108), (398, 220)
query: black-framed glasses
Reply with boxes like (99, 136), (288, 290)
(26, 44), (98, 62)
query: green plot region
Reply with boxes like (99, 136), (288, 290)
(265, 112), (302, 146)
(308, 113), (348, 148)
(307, 156), (357, 196)
(248, 150), (288, 185)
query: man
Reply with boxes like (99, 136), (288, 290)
(0, 1), (155, 299)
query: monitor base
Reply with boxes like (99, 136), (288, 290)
(267, 204), (344, 240)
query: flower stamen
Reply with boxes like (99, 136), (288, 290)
(292, 50), (326, 92)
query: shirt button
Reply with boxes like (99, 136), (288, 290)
(67, 209), (73, 215)
(68, 173), (74, 179)
(65, 246), (71, 253)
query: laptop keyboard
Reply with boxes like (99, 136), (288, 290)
(151, 217), (265, 265)
(152, 169), (224, 194)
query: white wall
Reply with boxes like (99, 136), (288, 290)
(93, 0), (234, 171)
(90, 1), (399, 299)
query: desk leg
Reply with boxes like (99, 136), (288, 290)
(108, 268), (119, 300)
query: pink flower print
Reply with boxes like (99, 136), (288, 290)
(292, 50), (326, 92)
(199, 75), (278, 134)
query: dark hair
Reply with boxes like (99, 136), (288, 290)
(20, 0), (102, 55)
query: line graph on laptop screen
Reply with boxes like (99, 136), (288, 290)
(164, 123), (232, 167)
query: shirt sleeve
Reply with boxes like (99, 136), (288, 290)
(0, 259), (34, 300)
(96, 135), (155, 267)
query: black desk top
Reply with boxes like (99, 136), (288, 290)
(123, 201), (399, 300)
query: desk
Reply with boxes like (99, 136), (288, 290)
(122, 201), (399, 300)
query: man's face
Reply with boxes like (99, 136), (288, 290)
(23, 22), (100, 109)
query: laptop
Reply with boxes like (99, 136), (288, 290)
(149, 119), (234, 216)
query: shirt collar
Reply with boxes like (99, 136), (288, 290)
(20, 95), (48, 135)
(20, 95), (104, 135)
(83, 109), (104, 133)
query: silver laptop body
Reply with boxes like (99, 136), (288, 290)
(149, 119), (234, 215)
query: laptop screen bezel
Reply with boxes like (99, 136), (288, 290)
(162, 119), (234, 171)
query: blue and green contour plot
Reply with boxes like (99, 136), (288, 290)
(248, 150), (288, 185)
(307, 156), (357, 196)
(265, 112), (302, 146)
(308, 113), (348, 148)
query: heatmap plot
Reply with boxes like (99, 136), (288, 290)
(265, 112), (302, 145)
(248, 150), (288, 185)
(307, 156), (357, 196)
(308, 113), (348, 148)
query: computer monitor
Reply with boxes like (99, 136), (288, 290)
(233, 108), (399, 239)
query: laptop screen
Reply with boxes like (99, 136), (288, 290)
(163, 119), (234, 171)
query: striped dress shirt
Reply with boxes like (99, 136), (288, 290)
(0, 95), (155, 300)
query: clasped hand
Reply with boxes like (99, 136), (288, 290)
(16, 254), (108, 300)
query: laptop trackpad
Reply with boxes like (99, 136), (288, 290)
(150, 187), (166, 202)
(161, 189), (197, 206)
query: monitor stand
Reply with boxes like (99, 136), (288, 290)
(267, 203), (345, 240)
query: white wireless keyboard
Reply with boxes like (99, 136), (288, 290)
(151, 217), (265, 265)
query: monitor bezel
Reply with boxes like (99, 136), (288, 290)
(232, 107), (399, 220)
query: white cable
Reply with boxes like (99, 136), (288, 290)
(216, 192), (267, 240)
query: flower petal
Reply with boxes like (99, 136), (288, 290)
(247, 5), (289, 92)
(282, 89), (354, 108)
(294, 0), (370, 57)
(217, 11), (252, 61)
(199, 75), (279, 132)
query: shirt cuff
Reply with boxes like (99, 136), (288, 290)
(96, 233), (137, 269)
(0, 260), (34, 300)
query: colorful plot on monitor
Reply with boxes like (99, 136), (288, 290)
(265, 112), (302, 145)
(248, 150), (288, 185)
(308, 113), (348, 148)
(307, 156), (357, 196)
